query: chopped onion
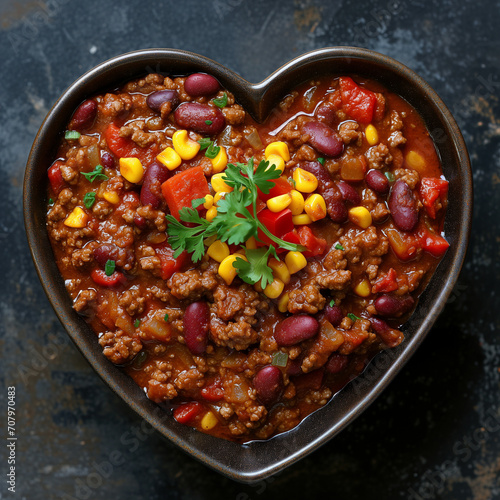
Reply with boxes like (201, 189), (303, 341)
(245, 129), (263, 149)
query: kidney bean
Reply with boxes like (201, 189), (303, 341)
(325, 353), (348, 374)
(315, 102), (337, 126)
(134, 215), (147, 230)
(100, 151), (115, 170)
(324, 304), (343, 327)
(174, 102), (225, 135)
(140, 160), (171, 209)
(274, 314), (319, 347)
(374, 294), (414, 317)
(184, 73), (220, 97)
(388, 179), (418, 231)
(337, 180), (361, 205)
(70, 99), (97, 131)
(299, 162), (347, 222)
(183, 302), (209, 355)
(303, 121), (344, 158)
(94, 243), (119, 268)
(253, 365), (283, 406)
(146, 90), (179, 113)
(365, 169), (389, 194)
(370, 317), (404, 347)
(286, 357), (303, 376)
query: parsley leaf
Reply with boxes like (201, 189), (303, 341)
(83, 192), (96, 209)
(205, 142), (220, 159)
(82, 165), (108, 183)
(198, 138), (212, 150)
(335, 243), (345, 251)
(317, 157), (325, 165)
(212, 92), (228, 108)
(347, 313), (361, 321)
(65, 130), (81, 140)
(105, 260), (116, 276)
(134, 319), (141, 328)
(233, 247), (276, 288)
(329, 298), (335, 307)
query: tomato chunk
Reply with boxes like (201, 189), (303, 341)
(90, 268), (126, 287)
(173, 401), (203, 424)
(339, 77), (377, 124)
(257, 176), (292, 202)
(104, 123), (158, 165)
(161, 167), (210, 220)
(297, 226), (327, 258)
(372, 268), (398, 293)
(201, 378), (224, 402)
(420, 177), (449, 219)
(419, 231), (450, 257)
(257, 208), (294, 245)
(153, 241), (189, 280)
(48, 161), (65, 194)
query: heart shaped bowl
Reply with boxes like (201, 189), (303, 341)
(24, 47), (472, 482)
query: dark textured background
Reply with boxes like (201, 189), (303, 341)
(1, 0), (499, 498)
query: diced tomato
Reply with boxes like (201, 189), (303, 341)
(276, 230), (302, 253)
(90, 268), (126, 287)
(372, 268), (398, 293)
(339, 77), (377, 124)
(104, 123), (158, 165)
(173, 401), (203, 424)
(419, 230), (450, 257)
(201, 378), (224, 402)
(257, 208), (294, 245)
(257, 176), (292, 202)
(48, 161), (65, 194)
(153, 241), (189, 280)
(161, 167), (210, 220)
(297, 226), (327, 258)
(340, 328), (369, 354)
(420, 177), (449, 219)
(385, 227), (420, 261)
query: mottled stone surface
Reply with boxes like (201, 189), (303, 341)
(1, 0), (499, 498)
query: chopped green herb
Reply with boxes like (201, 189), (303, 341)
(65, 130), (81, 140)
(347, 313), (361, 321)
(272, 351), (289, 367)
(205, 142), (220, 159)
(205, 120), (213, 125)
(233, 247), (277, 289)
(104, 260), (116, 276)
(384, 171), (395, 182)
(134, 319), (141, 328)
(83, 192), (96, 209)
(212, 92), (228, 108)
(191, 197), (207, 209)
(48, 198), (54, 205)
(317, 157), (325, 165)
(82, 164), (108, 183)
(164, 313), (169, 322)
(198, 138), (212, 150)
(329, 298), (335, 307)
(335, 243), (345, 251)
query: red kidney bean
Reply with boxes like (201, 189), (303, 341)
(183, 302), (209, 355)
(70, 99), (97, 131)
(286, 357), (303, 376)
(253, 365), (283, 406)
(365, 169), (389, 194)
(388, 179), (418, 231)
(100, 151), (115, 169)
(274, 314), (319, 346)
(315, 102), (337, 126)
(303, 121), (344, 158)
(174, 102), (225, 135)
(94, 243), (119, 268)
(134, 215), (147, 230)
(140, 160), (171, 209)
(370, 316), (404, 347)
(299, 162), (347, 222)
(325, 353), (348, 374)
(324, 304), (343, 327)
(337, 180), (361, 205)
(374, 294), (414, 317)
(184, 73), (220, 97)
(146, 90), (179, 113)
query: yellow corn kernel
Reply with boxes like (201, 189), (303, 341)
(103, 191), (120, 204)
(203, 194), (214, 210)
(211, 172), (233, 193)
(405, 150), (426, 173)
(265, 141), (290, 161)
(365, 124), (379, 146)
(213, 191), (228, 205)
(267, 193), (292, 213)
(349, 206), (372, 229)
(156, 147), (182, 170)
(285, 251), (307, 274)
(293, 168), (318, 193)
(292, 213), (313, 225)
(210, 146), (228, 173)
(304, 194), (327, 221)
(269, 258), (291, 285)
(354, 279), (371, 297)
(245, 236), (257, 250)
(206, 206), (218, 222)
(264, 278), (285, 299)
(218, 254), (247, 285)
(278, 292), (290, 313)
(119, 157), (144, 184)
(64, 207), (88, 228)
(265, 154), (285, 173)
(207, 240), (230, 263)
(200, 411), (218, 430)
(289, 190), (305, 216)
(172, 129), (200, 160)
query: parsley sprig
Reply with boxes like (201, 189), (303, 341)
(82, 164), (108, 183)
(166, 158), (305, 287)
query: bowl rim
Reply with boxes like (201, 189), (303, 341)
(23, 46), (473, 482)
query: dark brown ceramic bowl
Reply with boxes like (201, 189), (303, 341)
(24, 47), (472, 482)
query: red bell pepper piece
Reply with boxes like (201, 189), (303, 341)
(90, 268), (126, 287)
(420, 177), (449, 219)
(104, 123), (158, 165)
(161, 167), (210, 220)
(257, 208), (294, 245)
(297, 226), (327, 258)
(173, 401), (203, 424)
(257, 176), (292, 202)
(153, 241), (189, 280)
(339, 77), (377, 124)
(200, 378), (224, 402)
(419, 231), (450, 257)
(276, 230), (302, 253)
(372, 268), (399, 293)
(48, 161), (65, 194)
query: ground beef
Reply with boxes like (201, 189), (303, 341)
(73, 289), (97, 312)
(288, 283), (326, 314)
(365, 143), (393, 169)
(119, 285), (147, 316)
(167, 262), (219, 300)
(388, 130), (407, 148)
(338, 121), (361, 145)
(394, 168), (420, 189)
(222, 103), (246, 125)
(100, 92), (133, 120)
(99, 329), (142, 364)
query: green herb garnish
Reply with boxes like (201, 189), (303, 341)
(329, 298), (335, 307)
(347, 313), (361, 321)
(205, 120), (213, 125)
(48, 198), (54, 205)
(317, 157), (325, 165)
(134, 319), (141, 328)
(212, 92), (228, 108)
(104, 260), (116, 276)
(83, 192), (96, 209)
(233, 247), (276, 287)
(65, 130), (81, 140)
(384, 171), (395, 182)
(82, 164), (108, 183)
(198, 138), (212, 150)
(205, 142), (220, 159)
(335, 243), (345, 251)
(272, 351), (289, 367)
(164, 313), (169, 322)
